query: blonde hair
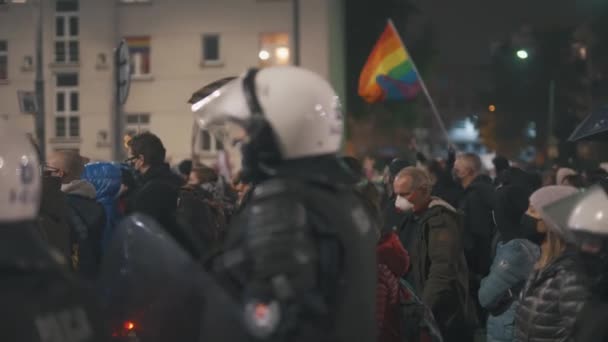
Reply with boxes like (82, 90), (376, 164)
(536, 229), (567, 270)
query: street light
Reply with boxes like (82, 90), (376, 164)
(516, 49), (529, 60)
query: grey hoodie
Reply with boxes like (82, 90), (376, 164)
(61, 180), (97, 199)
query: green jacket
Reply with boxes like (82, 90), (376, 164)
(408, 197), (474, 339)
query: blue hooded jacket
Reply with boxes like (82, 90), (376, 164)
(82, 162), (122, 251)
(479, 239), (540, 342)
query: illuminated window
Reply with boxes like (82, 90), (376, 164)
(259, 33), (290, 67)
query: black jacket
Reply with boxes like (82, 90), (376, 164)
(38, 176), (71, 263)
(61, 180), (105, 279)
(514, 250), (591, 342)
(216, 157), (376, 341)
(459, 176), (496, 278)
(66, 194), (105, 279)
(128, 163), (184, 221)
(0, 223), (106, 342)
(572, 255), (608, 342)
(128, 164), (206, 258)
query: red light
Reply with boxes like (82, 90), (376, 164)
(124, 321), (135, 331)
(254, 303), (269, 320)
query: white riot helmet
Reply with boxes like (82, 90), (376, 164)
(190, 66), (343, 181)
(543, 185), (608, 254)
(0, 122), (41, 222)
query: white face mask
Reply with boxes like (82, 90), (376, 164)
(395, 195), (414, 212)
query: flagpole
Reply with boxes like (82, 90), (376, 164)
(388, 19), (451, 145)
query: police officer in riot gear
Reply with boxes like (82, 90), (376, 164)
(0, 122), (105, 342)
(190, 66), (377, 341)
(542, 186), (608, 341)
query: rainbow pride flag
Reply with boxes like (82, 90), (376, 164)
(358, 20), (421, 103)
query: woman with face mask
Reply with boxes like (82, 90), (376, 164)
(478, 182), (540, 342)
(513, 186), (592, 342)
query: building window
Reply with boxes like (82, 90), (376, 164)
(125, 36), (151, 76)
(56, 0), (78, 12)
(258, 32), (290, 67)
(0, 41), (7, 81)
(55, 73), (79, 138)
(202, 34), (221, 64)
(55, 1), (79, 63)
(199, 129), (224, 153)
(125, 113), (150, 136)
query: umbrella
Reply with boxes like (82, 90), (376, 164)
(568, 106), (608, 142)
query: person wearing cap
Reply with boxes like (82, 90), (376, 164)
(513, 185), (592, 342)
(540, 185), (608, 342)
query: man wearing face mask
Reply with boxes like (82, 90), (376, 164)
(394, 167), (473, 342)
(125, 133), (205, 258)
(381, 158), (412, 234)
(478, 180), (541, 342)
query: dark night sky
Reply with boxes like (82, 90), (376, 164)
(344, 0), (597, 115)
(414, 0), (592, 67)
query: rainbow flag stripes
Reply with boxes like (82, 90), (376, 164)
(358, 21), (421, 103)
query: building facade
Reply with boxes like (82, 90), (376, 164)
(0, 0), (345, 166)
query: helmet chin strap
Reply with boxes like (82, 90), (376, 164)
(240, 68), (283, 182)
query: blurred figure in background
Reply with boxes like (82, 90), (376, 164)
(584, 167), (608, 186)
(381, 158), (412, 234)
(0, 115), (106, 342)
(116, 163), (138, 216)
(542, 186), (608, 342)
(178, 165), (228, 251)
(342, 156), (382, 231)
(46, 151), (105, 279)
(393, 167), (473, 341)
(82, 162), (123, 253)
(492, 156), (510, 186)
(232, 171), (252, 209)
(376, 231), (409, 342)
(562, 174), (587, 189)
(514, 186), (590, 342)
(541, 168), (557, 186)
(428, 147), (463, 208)
(125, 132), (205, 259)
(453, 153), (496, 327)
(39, 168), (72, 264)
(176, 159), (193, 182)
(556, 167), (577, 186)
(479, 176), (540, 342)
